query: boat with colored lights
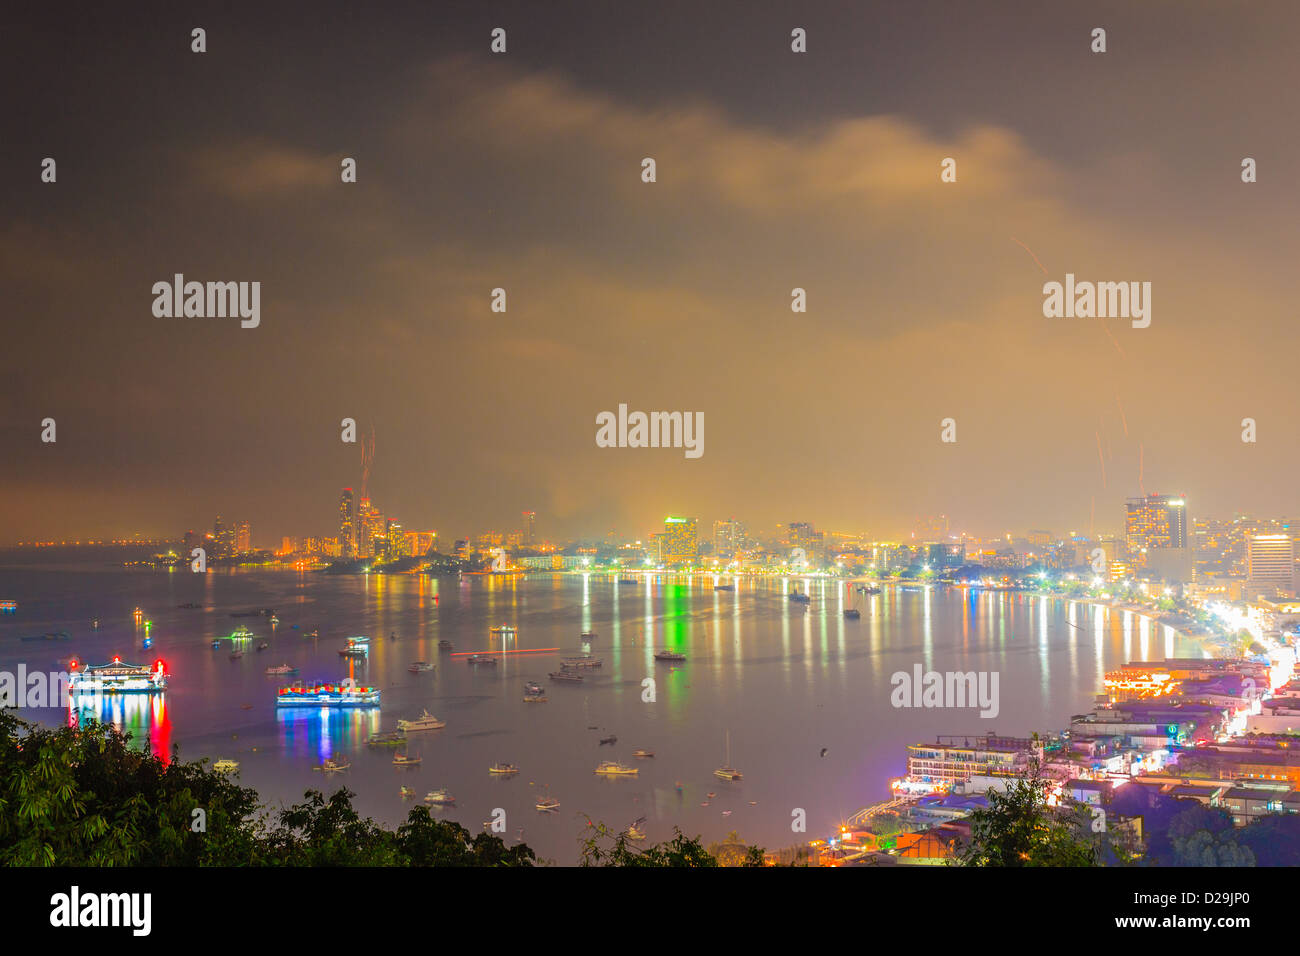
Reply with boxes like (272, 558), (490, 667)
(466, 654), (498, 665)
(265, 663), (298, 675)
(315, 757), (350, 773)
(489, 763), (520, 775)
(396, 709), (446, 732)
(490, 624), (517, 640)
(213, 759), (239, 774)
(230, 625), (255, 640)
(595, 761), (638, 776)
(425, 789), (456, 805)
(275, 682), (380, 707)
(366, 731), (404, 747)
(68, 657), (169, 694)
(633, 749), (655, 758)
(339, 637), (369, 658)
(536, 795), (560, 811)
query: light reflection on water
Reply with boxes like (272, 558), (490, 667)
(1, 567), (1205, 862)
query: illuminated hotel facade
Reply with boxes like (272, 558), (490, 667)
(660, 516), (699, 566)
(1247, 534), (1296, 597)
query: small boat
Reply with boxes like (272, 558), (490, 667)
(366, 732), (405, 747)
(315, 757), (350, 773)
(269, 615), (280, 625)
(466, 654), (499, 666)
(396, 709), (446, 732)
(213, 759), (239, 774)
(438, 640), (453, 651)
(424, 788), (456, 805)
(788, 590), (811, 604)
(618, 578), (637, 585)
(633, 749), (655, 758)
(549, 670), (583, 683)
(141, 636), (153, 649)
(599, 735), (617, 746)
(562, 656), (602, 668)
(713, 584), (735, 591)
(339, 641), (368, 658)
(306, 628), (320, 639)
(653, 650), (686, 662)
(265, 663), (298, 675)
(211, 639), (222, 649)
(256, 641), (270, 652)
(393, 752), (422, 766)
(408, 661), (435, 672)
(714, 730), (743, 780)
(843, 608), (861, 620)
(490, 624), (517, 639)
(489, 763), (520, 775)
(594, 761), (638, 776)
(536, 796), (560, 811)
(230, 650), (244, 660)
(523, 693), (548, 702)
(581, 631), (597, 639)
(231, 625), (255, 640)
(627, 818), (647, 840)
(400, 786), (415, 798)
(524, 681), (544, 695)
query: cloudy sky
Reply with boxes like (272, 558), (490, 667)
(4, 0), (1299, 545)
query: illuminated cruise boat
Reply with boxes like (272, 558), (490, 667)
(274, 682), (380, 708)
(67, 657), (168, 694)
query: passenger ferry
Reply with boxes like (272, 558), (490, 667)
(68, 657), (168, 695)
(490, 624), (517, 640)
(561, 656), (602, 668)
(425, 789), (456, 805)
(275, 682), (380, 707)
(230, 625), (255, 640)
(466, 654), (499, 666)
(396, 709), (446, 732)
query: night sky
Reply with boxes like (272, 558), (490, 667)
(4, 1), (1298, 544)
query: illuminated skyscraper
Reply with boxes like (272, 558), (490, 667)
(338, 488), (355, 558)
(713, 518), (745, 560)
(1248, 534), (1295, 597)
(523, 511), (536, 546)
(661, 516), (699, 566)
(1125, 495), (1188, 560)
(235, 521), (251, 553)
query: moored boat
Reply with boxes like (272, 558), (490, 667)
(633, 749), (655, 758)
(653, 650), (686, 662)
(424, 788), (455, 805)
(549, 670), (583, 682)
(314, 757), (350, 773)
(489, 763), (520, 775)
(396, 709), (446, 732)
(265, 663), (298, 675)
(408, 661), (435, 672)
(393, 752), (422, 766)
(466, 654), (499, 665)
(594, 760), (638, 776)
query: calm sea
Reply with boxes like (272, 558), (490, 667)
(0, 555), (1203, 863)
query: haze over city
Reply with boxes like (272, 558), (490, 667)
(6, 0), (1300, 544)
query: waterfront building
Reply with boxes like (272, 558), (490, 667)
(660, 516), (698, 566)
(904, 734), (1040, 786)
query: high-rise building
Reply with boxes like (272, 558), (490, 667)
(338, 488), (355, 558)
(713, 518), (745, 560)
(523, 511), (537, 546)
(661, 516), (699, 566)
(235, 521), (251, 553)
(1248, 534), (1295, 597)
(1125, 494), (1188, 565)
